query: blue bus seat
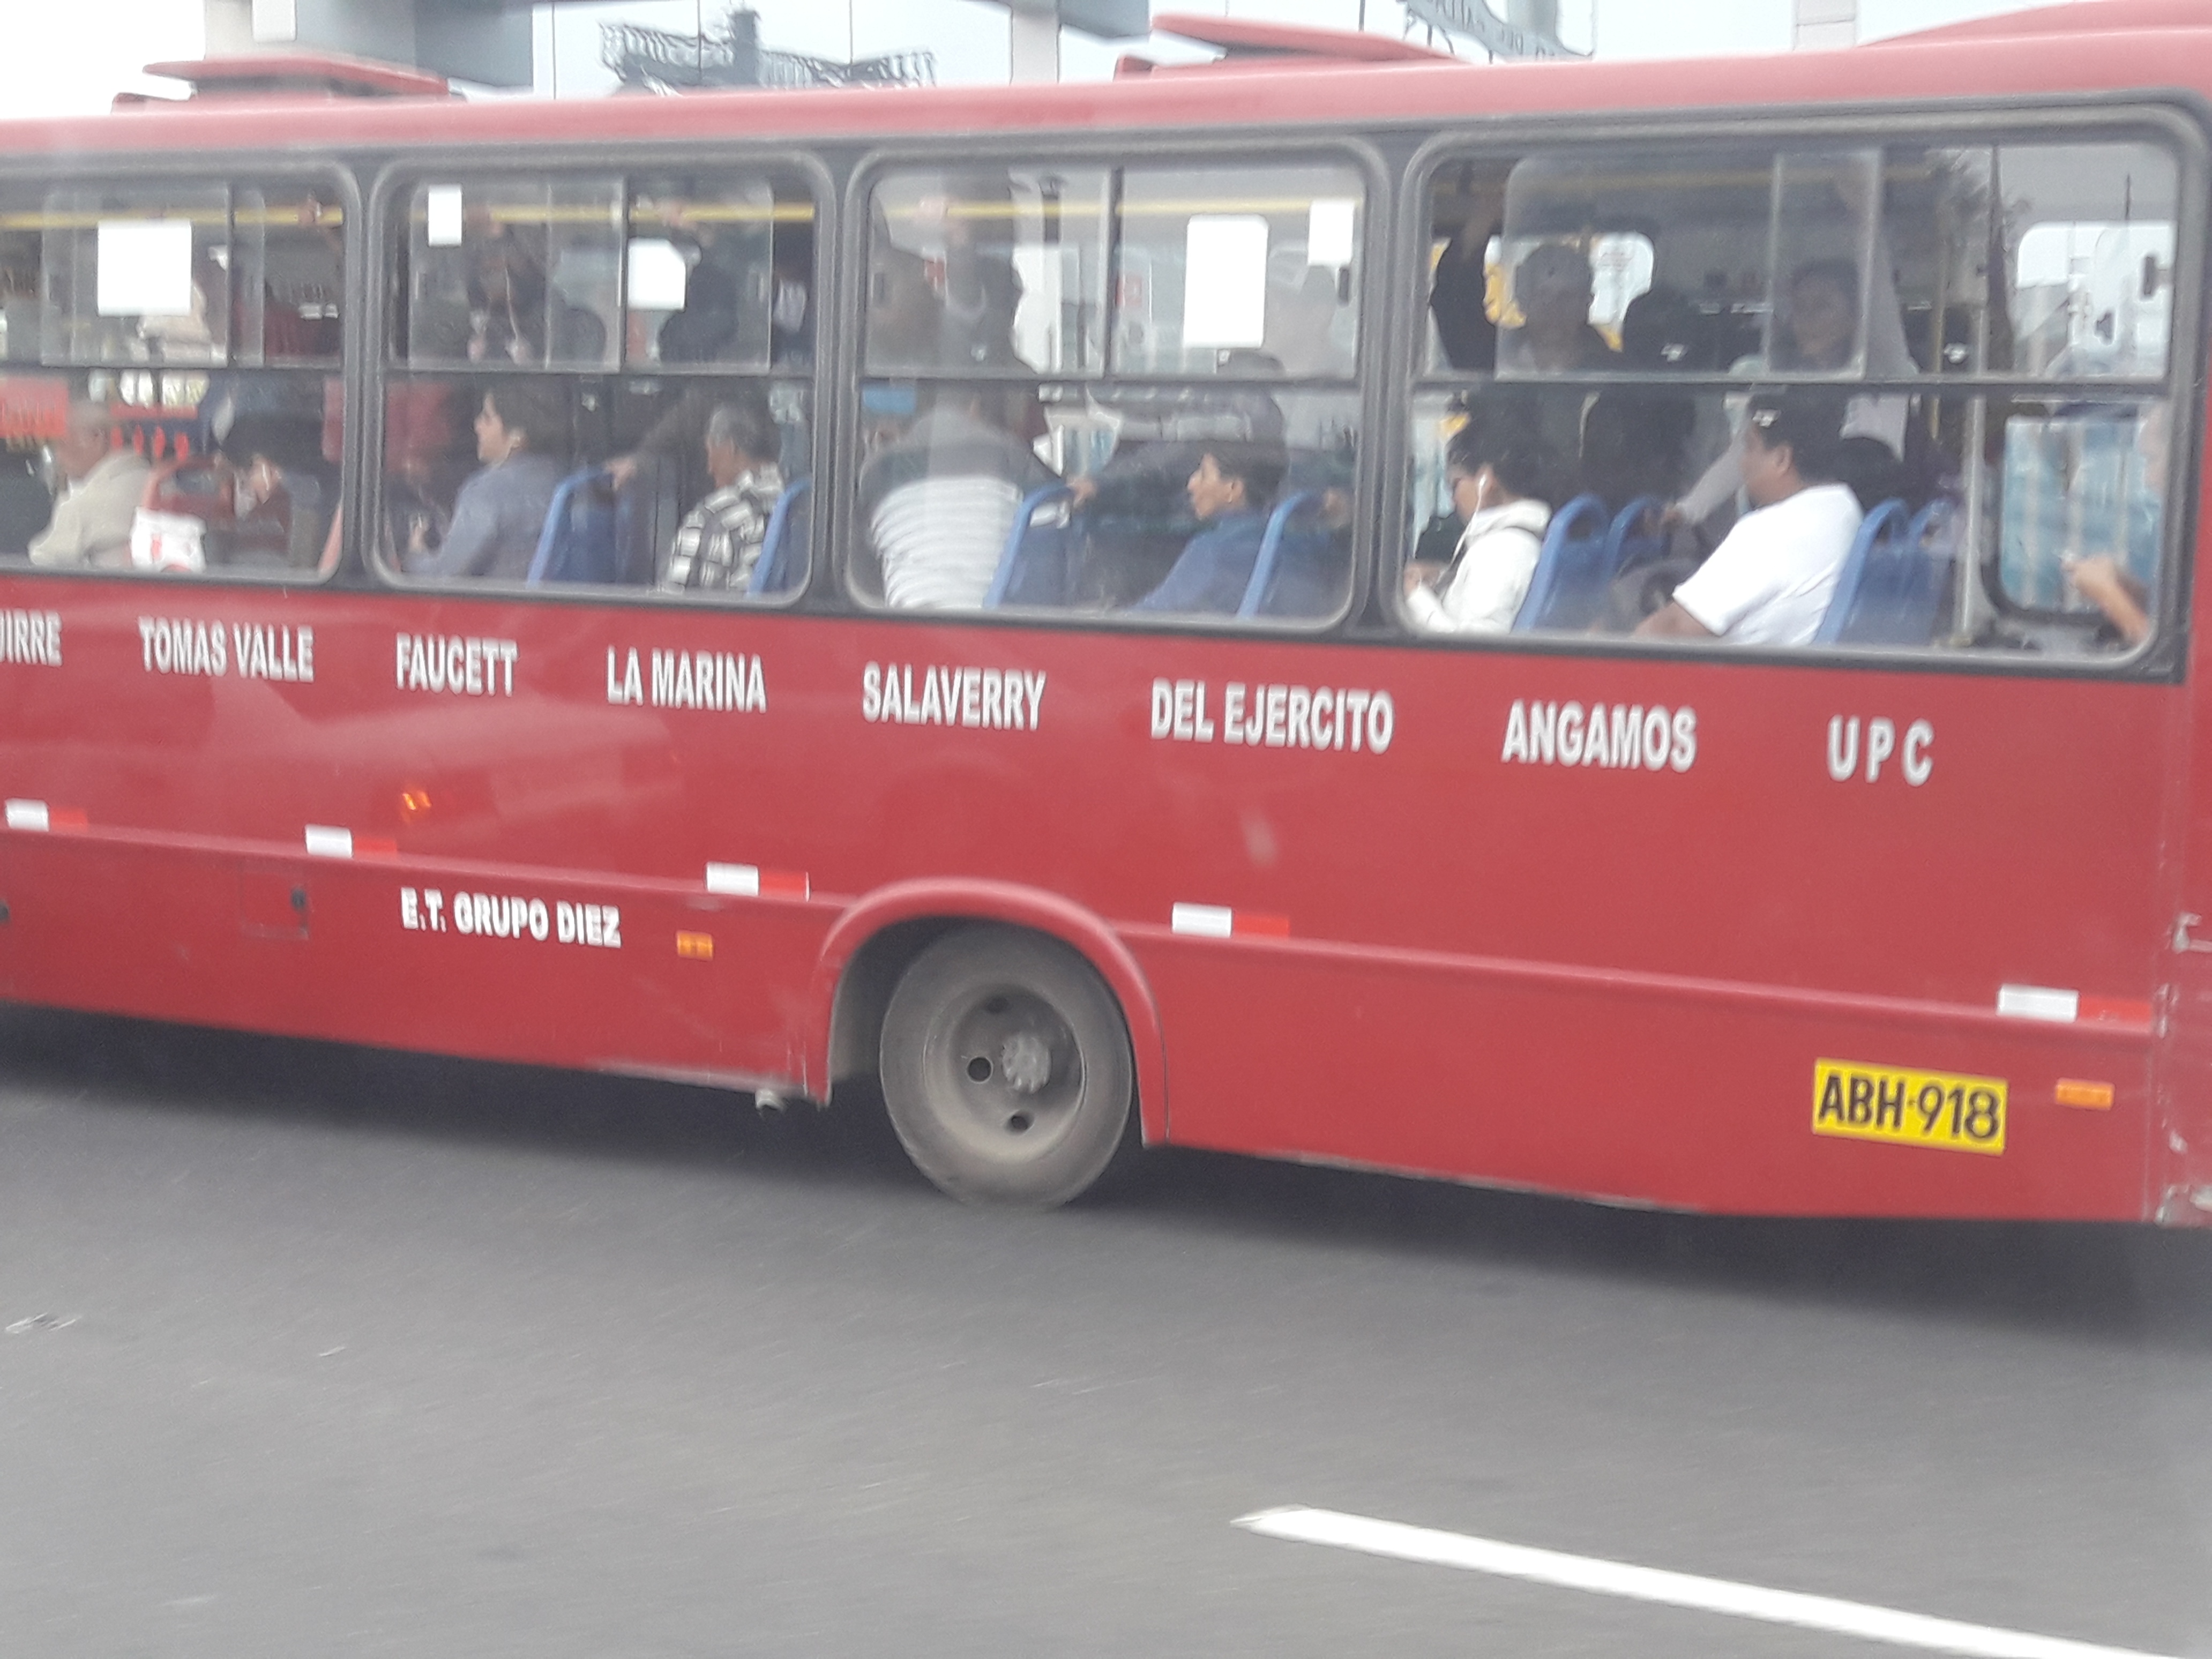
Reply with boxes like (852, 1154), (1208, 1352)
(1511, 493), (1612, 632)
(747, 476), (812, 597)
(1815, 497), (1945, 645)
(527, 467), (618, 586)
(1238, 490), (1328, 619)
(1605, 494), (1667, 573)
(987, 484), (1077, 608)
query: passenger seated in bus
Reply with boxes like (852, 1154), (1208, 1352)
(1669, 255), (1914, 527)
(861, 385), (1056, 609)
(1128, 438), (1321, 618)
(660, 398), (784, 593)
(1496, 242), (1620, 374)
(403, 382), (567, 582)
(1066, 376), (1288, 603)
(1635, 391), (1861, 647)
(27, 401), (149, 568)
(1403, 421), (1557, 634)
(216, 414), (334, 567)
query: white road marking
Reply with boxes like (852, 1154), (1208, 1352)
(1234, 1507), (2177, 1659)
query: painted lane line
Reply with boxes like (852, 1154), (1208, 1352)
(1232, 1507), (2177, 1659)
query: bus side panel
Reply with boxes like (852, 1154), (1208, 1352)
(1138, 939), (2150, 1219)
(1121, 640), (2168, 1223)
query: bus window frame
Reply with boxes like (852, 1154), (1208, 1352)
(0, 152), (359, 591)
(361, 146), (835, 609)
(839, 131), (1392, 637)
(1389, 97), (2210, 682)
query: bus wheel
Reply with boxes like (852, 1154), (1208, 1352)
(879, 924), (1133, 1207)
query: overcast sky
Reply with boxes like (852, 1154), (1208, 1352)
(0, 0), (2080, 114)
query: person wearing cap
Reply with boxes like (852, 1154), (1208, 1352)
(1636, 390), (1862, 647)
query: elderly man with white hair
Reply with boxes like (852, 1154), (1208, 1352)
(28, 400), (150, 568)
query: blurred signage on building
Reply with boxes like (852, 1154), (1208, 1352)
(1402, 0), (1584, 59)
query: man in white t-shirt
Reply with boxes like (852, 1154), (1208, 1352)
(1636, 391), (1862, 647)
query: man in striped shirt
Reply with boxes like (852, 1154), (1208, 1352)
(859, 387), (1056, 610)
(660, 400), (784, 593)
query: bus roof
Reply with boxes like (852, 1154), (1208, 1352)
(4, 18), (2209, 161)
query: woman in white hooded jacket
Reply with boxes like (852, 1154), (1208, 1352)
(1403, 419), (1557, 633)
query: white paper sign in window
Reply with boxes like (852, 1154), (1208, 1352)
(96, 220), (195, 317)
(1306, 198), (1357, 268)
(625, 238), (691, 311)
(424, 185), (464, 248)
(1182, 215), (1269, 350)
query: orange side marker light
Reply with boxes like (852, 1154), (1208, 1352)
(2054, 1079), (2114, 1110)
(676, 931), (714, 961)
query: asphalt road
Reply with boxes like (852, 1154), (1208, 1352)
(2, 1005), (2209, 1659)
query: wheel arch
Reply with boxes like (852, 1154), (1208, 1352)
(808, 880), (1168, 1144)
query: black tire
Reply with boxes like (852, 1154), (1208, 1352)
(878, 925), (1134, 1207)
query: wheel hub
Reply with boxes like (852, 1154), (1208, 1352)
(998, 1029), (1053, 1094)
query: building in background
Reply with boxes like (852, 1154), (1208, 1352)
(205, 0), (535, 85)
(0, 1), (2076, 118)
(599, 7), (935, 92)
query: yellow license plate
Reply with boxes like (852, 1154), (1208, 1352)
(1812, 1060), (2006, 1155)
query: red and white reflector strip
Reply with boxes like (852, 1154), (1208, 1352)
(4, 799), (86, 832)
(1996, 984), (2151, 1026)
(1171, 902), (1290, 939)
(705, 862), (810, 901)
(304, 825), (397, 860)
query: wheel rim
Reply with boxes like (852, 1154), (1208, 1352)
(923, 980), (1087, 1164)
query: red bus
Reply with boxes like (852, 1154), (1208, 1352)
(1, 3), (2208, 1223)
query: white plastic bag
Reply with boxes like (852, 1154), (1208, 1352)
(130, 509), (206, 573)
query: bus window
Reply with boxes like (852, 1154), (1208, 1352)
(380, 172), (814, 598)
(401, 177), (619, 369)
(0, 178), (344, 577)
(854, 159), (1360, 621)
(1403, 133), (2184, 661)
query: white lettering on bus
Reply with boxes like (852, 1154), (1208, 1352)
(137, 616), (228, 677)
(400, 886), (617, 948)
(227, 623), (313, 682)
(604, 646), (766, 712)
(862, 662), (1045, 731)
(0, 609), (62, 667)
(396, 633), (518, 697)
(1150, 679), (1395, 754)
(1500, 700), (1696, 772)
(1827, 715), (1933, 786)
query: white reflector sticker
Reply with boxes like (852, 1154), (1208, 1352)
(705, 863), (760, 898)
(4, 799), (49, 832)
(1998, 984), (2079, 1022)
(303, 825), (353, 860)
(1171, 903), (1235, 938)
